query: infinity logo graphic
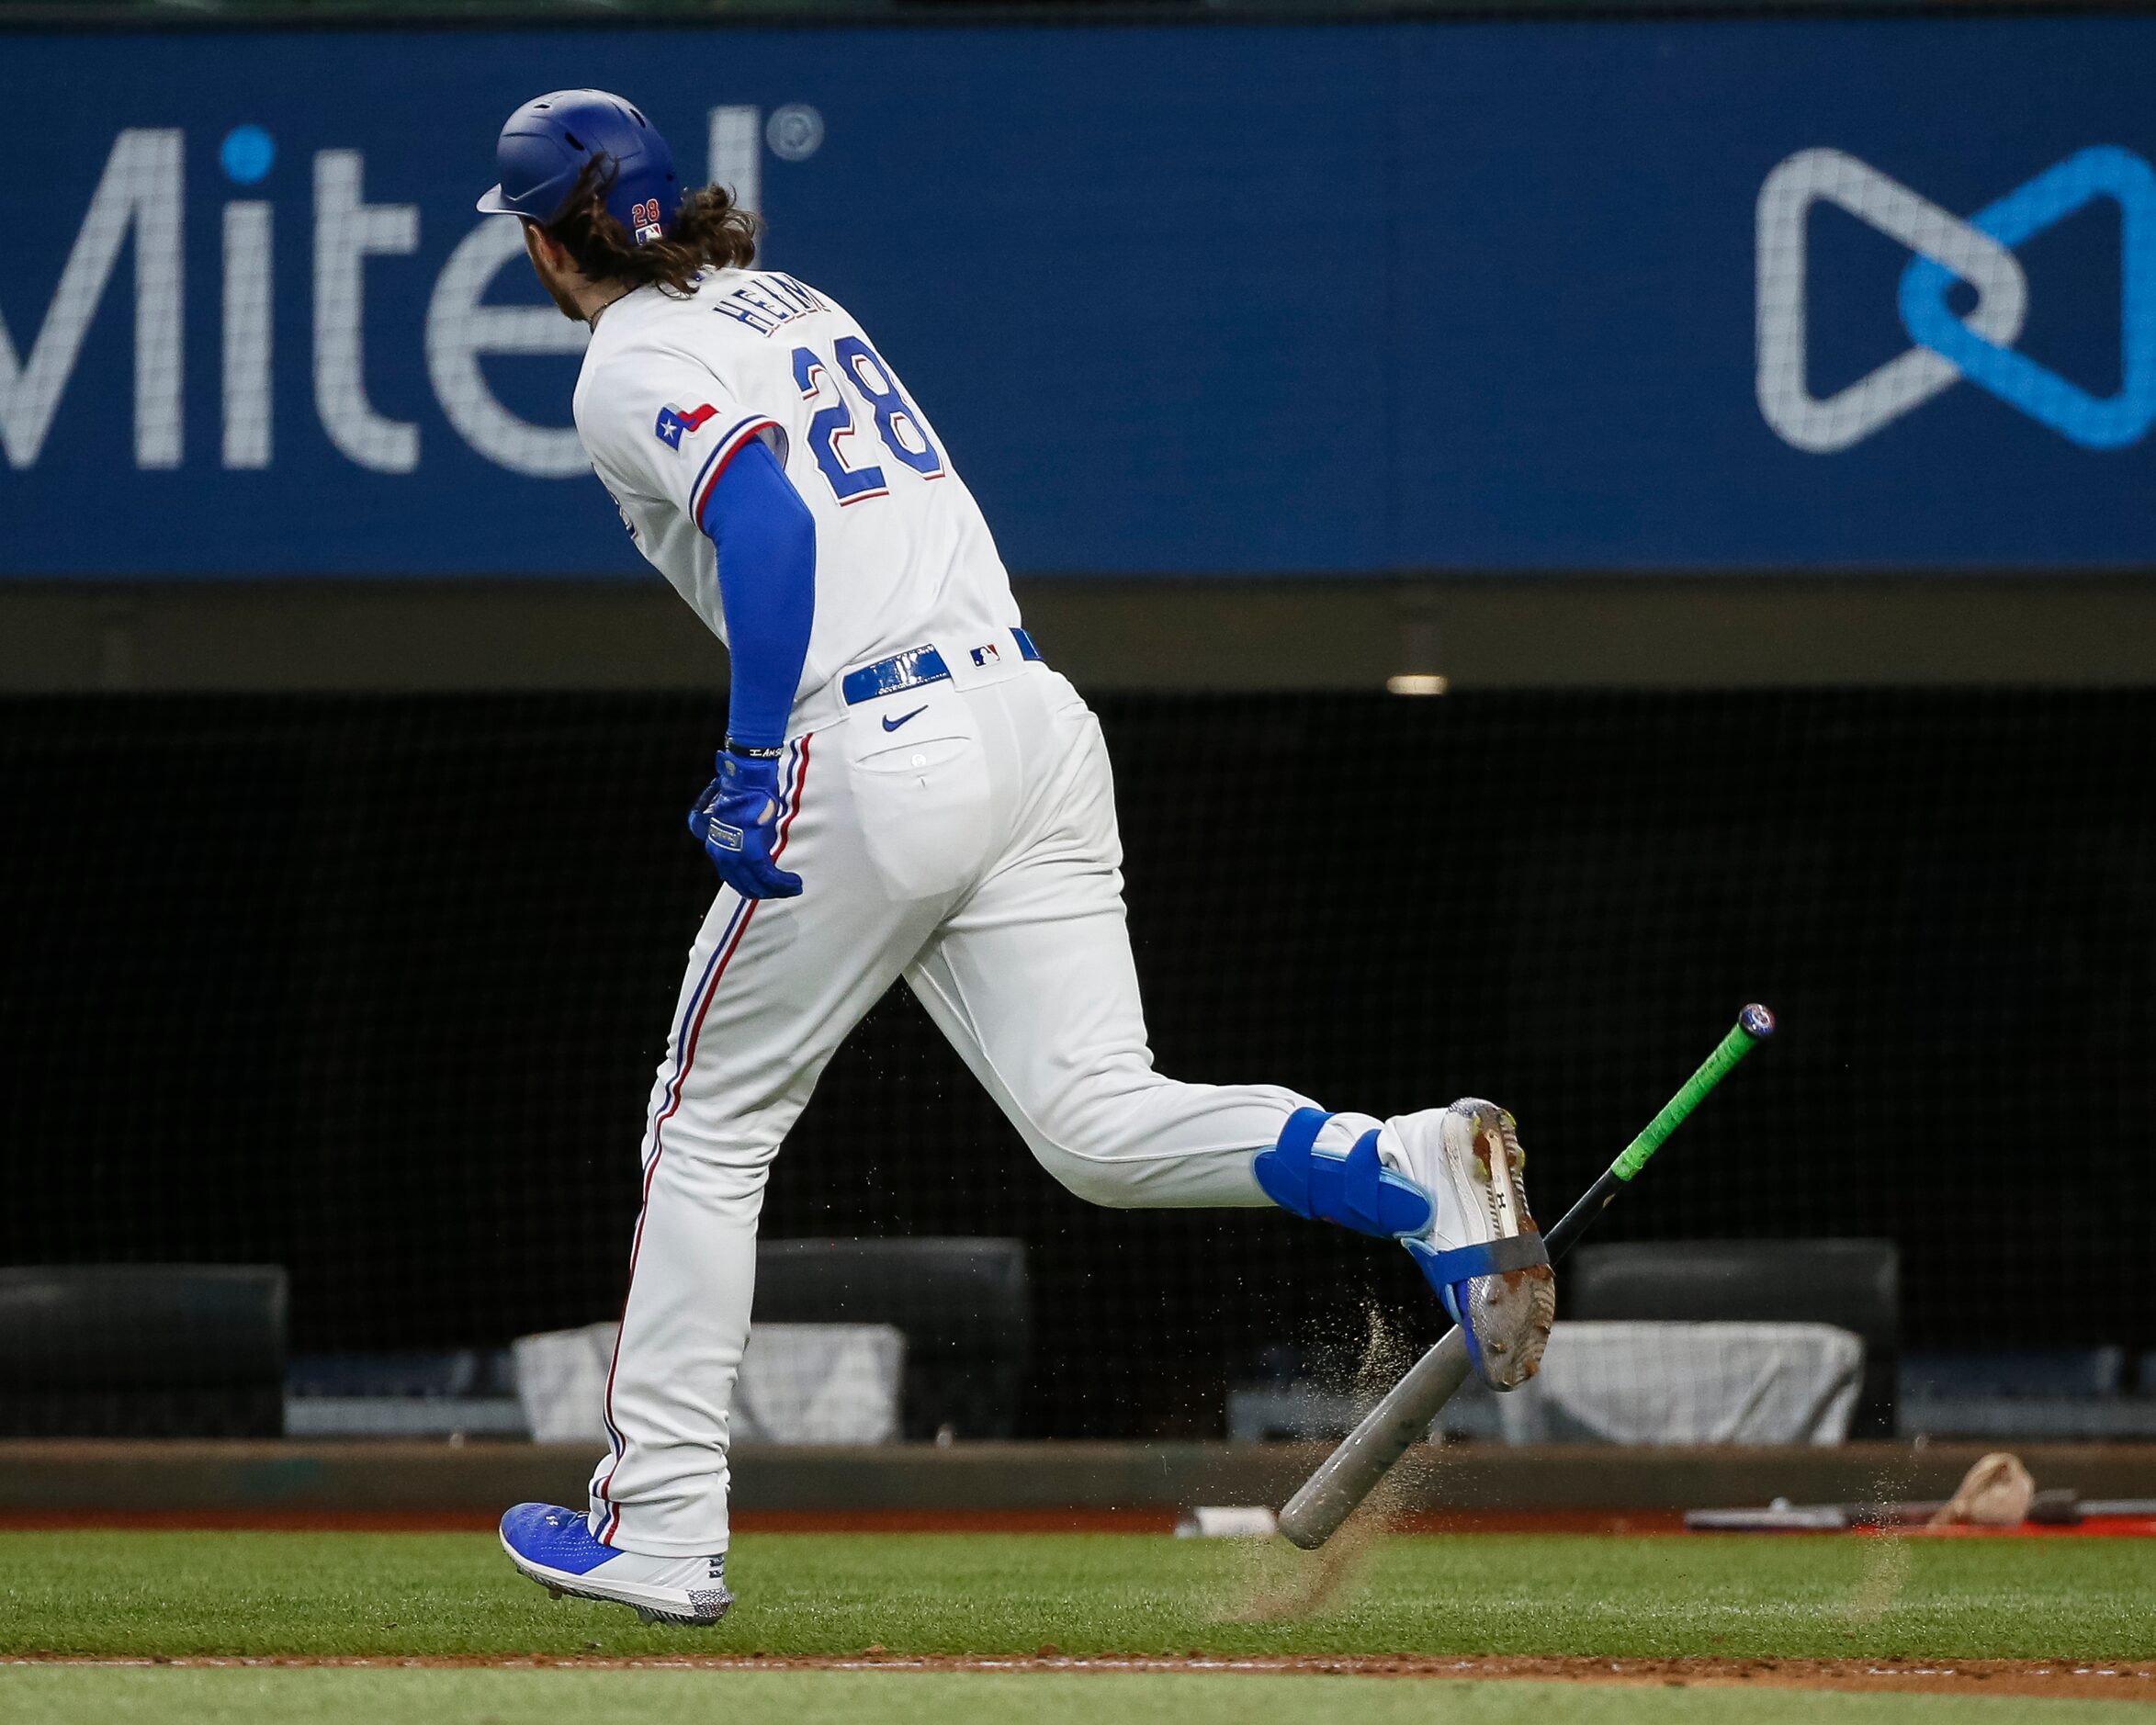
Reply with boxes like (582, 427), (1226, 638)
(1756, 146), (2156, 451)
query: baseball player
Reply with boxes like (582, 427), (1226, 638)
(486, 90), (1553, 1626)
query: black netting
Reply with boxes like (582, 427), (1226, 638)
(3, 687), (2150, 1437)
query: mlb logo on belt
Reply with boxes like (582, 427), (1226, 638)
(969, 642), (1001, 667)
(654, 403), (719, 450)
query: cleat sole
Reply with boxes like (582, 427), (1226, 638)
(1446, 1100), (1556, 1392)
(502, 1537), (730, 1628)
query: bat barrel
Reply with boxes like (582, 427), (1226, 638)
(1276, 1329), (1473, 1549)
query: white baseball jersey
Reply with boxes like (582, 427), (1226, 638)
(572, 268), (1021, 725)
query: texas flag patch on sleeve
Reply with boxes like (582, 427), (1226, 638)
(654, 403), (719, 450)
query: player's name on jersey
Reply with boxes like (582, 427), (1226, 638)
(711, 273), (832, 336)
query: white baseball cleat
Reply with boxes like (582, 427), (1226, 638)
(1383, 1099), (1556, 1390)
(499, 1503), (731, 1626)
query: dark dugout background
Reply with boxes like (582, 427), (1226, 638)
(5, 686), (2150, 1437)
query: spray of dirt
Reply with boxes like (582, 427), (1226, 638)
(1843, 1450), (1917, 1624)
(1222, 1302), (1436, 1623)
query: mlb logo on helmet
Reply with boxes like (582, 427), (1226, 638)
(655, 403), (720, 449)
(631, 197), (664, 246)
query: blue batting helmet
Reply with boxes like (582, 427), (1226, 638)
(477, 89), (679, 243)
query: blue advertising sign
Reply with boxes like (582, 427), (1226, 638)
(0, 17), (2150, 575)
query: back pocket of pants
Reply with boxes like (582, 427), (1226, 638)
(846, 710), (994, 901)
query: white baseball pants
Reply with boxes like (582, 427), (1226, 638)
(590, 650), (1338, 1553)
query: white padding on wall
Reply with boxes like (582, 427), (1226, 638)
(1496, 1321), (1863, 1446)
(514, 1320), (905, 1446)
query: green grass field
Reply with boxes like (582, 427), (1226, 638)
(3, 1530), (2151, 1722)
(5, 1529), (2150, 1661)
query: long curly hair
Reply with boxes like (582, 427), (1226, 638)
(542, 155), (761, 294)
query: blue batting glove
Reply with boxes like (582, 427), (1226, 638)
(687, 749), (803, 900)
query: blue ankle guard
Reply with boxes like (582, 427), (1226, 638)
(1253, 1108), (1435, 1239)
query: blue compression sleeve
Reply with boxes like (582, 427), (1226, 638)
(697, 437), (817, 752)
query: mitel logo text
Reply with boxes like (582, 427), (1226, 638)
(0, 106), (822, 478)
(1756, 146), (2156, 452)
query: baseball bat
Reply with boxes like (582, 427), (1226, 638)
(1275, 1003), (1778, 1550)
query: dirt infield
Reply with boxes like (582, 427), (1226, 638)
(12, 1652), (2156, 1701)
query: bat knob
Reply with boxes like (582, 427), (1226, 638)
(1739, 1003), (1777, 1039)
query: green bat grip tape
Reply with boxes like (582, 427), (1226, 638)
(1611, 1004), (1775, 1181)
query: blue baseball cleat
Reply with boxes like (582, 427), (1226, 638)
(499, 1503), (732, 1626)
